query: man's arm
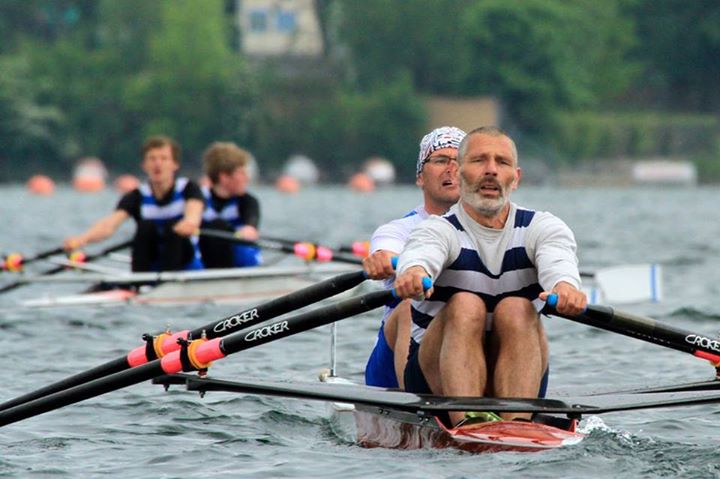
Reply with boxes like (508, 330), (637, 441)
(393, 217), (458, 299)
(363, 220), (407, 280)
(529, 213), (586, 315)
(236, 194), (260, 240)
(64, 210), (129, 250)
(173, 198), (204, 237)
(173, 181), (205, 237)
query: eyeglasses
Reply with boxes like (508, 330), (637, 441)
(423, 155), (457, 168)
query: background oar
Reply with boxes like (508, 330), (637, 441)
(1, 245), (65, 272)
(0, 278), (430, 427)
(0, 270), (368, 412)
(0, 238), (132, 294)
(199, 229), (363, 265)
(580, 263), (662, 304)
(545, 295), (720, 366)
(263, 235), (370, 258)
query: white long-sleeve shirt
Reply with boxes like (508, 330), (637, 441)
(398, 202), (581, 293)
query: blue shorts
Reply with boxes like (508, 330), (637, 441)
(404, 339), (550, 397)
(364, 325), (398, 388)
(233, 245), (262, 267)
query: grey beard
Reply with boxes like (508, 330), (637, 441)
(462, 185), (507, 217)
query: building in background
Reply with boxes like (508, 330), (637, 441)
(237, 0), (324, 58)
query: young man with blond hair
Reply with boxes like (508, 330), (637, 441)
(199, 142), (262, 268)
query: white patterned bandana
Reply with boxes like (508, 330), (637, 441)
(416, 126), (466, 176)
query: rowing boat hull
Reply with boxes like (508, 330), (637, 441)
(352, 405), (583, 453)
(21, 263), (361, 307)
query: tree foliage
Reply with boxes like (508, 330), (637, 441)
(0, 0), (718, 181)
(123, 0), (257, 170)
(335, 0), (472, 93)
(461, 0), (637, 131)
(627, 0), (720, 110)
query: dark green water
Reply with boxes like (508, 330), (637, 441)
(1, 184), (719, 478)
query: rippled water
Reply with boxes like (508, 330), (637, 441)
(1, 184), (720, 478)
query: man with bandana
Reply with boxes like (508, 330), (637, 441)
(363, 126), (465, 389)
(393, 126), (586, 426)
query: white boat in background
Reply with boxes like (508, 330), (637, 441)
(19, 261), (362, 308)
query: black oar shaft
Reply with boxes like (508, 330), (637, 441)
(546, 304), (720, 363)
(191, 270), (366, 340)
(0, 270), (367, 412)
(220, 289), (391, 355)
(0, 239), (132, 294)
(0, 289), (392, 427)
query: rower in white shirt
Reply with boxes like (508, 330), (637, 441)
(363, 126), (465, 389)
(393, 126), (587, 426)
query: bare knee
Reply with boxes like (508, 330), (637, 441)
(443, 292), (487, 336)
(493, 297), (539, 334)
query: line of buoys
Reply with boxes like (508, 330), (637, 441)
(26, 175), (55, 195)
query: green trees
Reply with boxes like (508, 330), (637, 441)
(0, 0), (256, 179)
(462, 0), (637, 132)
(1, 0), (718, 181)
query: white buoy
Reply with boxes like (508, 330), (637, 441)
(284, 154), (319, 184)
(363, 156), (396, 185)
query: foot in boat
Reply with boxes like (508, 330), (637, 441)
(455, 411), (502, 428)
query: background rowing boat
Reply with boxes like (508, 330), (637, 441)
(0, 184), (718, 477)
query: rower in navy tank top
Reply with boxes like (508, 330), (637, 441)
(363, 126), (465, 389)
(64, 136), (205, 272)
(198, 142), (262, 268)
(394, 127), (587, 427)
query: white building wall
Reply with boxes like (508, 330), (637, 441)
(238, 0), (324, 57)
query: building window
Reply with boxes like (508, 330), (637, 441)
(249, 9), (267, 32)
(276, 11), (296, 33)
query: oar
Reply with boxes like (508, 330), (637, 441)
(263, 235), (370, 258)
(0, 270), (369, 412)
(1, 246), (66, 272)
(199, 229), (363, 265)
(545, 295), (720, 367)
(0, 278), (431, 427)
(0, 239), (132, 294)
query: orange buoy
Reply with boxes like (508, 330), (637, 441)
(348, 172), (375, 192)
(114, 174), (141, 193)
(275, 174), (301, 193)
(27, 175), (55, 195)
(73, 176), (105, 192)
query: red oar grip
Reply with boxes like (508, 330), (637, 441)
(127, 330), (190, 367)
(160, 338), (225, 374)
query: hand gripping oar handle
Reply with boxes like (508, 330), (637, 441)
(0, 270), (369, 412)
(545, 294), (720, 365)
(0, 239), (132, 294)
(0, 280), (432, 427)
